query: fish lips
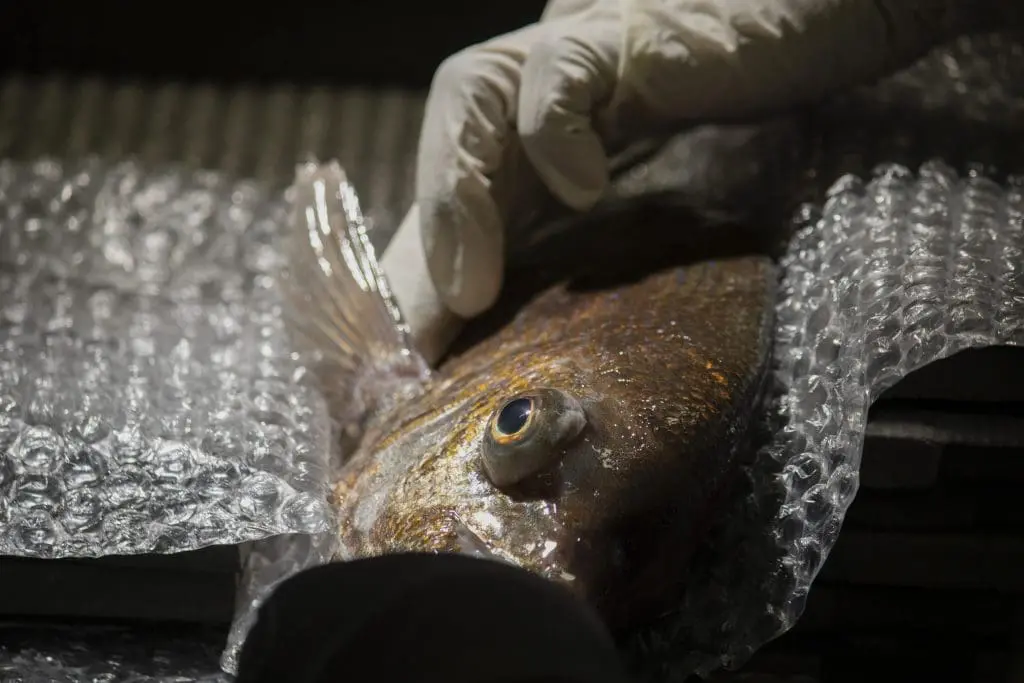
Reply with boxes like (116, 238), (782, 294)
(451, 516), (498, 560)
(448, 506), (632, 622)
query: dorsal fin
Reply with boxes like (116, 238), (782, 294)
(279, 161), (430, 429)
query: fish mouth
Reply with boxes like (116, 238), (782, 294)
(449, 513), (574, 585)
(452, 517), (497, 561)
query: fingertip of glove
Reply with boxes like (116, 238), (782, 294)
(417, 196), (506, 320)
(521, 131), (609, 211)
(439, 258), (504, 320)
(518, 96), (610, 212)
(427, 226), (504, 320)
(382, 207), (466, 365)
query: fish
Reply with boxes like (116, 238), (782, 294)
(280, 161), (777, 629)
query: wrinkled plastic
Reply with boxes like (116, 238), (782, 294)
(771, 158), (1024, 615)
(689, 161), (1024, 676)
(0, 159), (338, 674)
(620, 33), (1024, 680)
(620, 176), (1024, 674)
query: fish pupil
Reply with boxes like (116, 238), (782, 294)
(496, 397), (533, 436)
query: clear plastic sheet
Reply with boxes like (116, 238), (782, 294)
(0, 159), (338, 674)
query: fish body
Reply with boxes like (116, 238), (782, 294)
(282, 163), (776, 628)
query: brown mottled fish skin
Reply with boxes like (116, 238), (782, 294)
(334, 239), (776, 627)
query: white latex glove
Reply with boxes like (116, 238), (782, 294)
(384, 0), (1011, 364)
(380, 204), (463, 365)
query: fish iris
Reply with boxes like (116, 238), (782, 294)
(496, 397), (533, 436)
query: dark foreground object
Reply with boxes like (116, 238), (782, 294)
(236, 553), (630, 683)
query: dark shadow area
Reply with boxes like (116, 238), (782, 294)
(0, 621), (229, 679)
(711, 586), (1017, 682)
(447, 192), (789, 359)
(878, 347), (1024, 404)
(0, 547), (238, 624)
(0, 1), (548, 88)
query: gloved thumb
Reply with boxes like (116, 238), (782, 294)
(381, 205), (465, 365)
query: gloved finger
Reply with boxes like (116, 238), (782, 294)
(416, 26), (542, 319)
(518, 12), (621, 212)
(381, 205), (464, 366)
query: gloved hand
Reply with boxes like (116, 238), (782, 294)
(383, 0), (1011, 365)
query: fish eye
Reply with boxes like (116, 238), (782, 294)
(492, 397), (536, 443)
(482, 388), (586, 488)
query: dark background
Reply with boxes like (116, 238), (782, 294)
(0, 1), (548, 87)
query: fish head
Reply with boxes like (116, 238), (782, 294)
(281, 162), (771, 623)
(336, 256), (775, 625)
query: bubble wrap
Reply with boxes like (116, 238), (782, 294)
(0, 158), (337, 673)
(625, 34), (1024, 680)
(771, 159), (1023, 630)
(632, 172), (1024, 679)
